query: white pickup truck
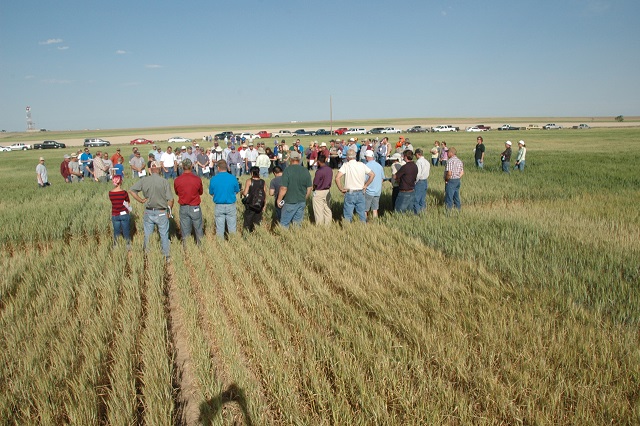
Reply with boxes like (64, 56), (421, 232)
(431, 125), (458, 132)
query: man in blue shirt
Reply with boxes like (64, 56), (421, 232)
(208, 160), (240, 239)
(80, 148), (92, 178)
(364, 150), (384, 220)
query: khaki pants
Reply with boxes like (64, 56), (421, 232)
(312, 189), (332, 225)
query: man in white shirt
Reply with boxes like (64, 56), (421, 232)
(335, 149), (375, 223)
(414, 148), (430, 213)
(160, 146), (177, 179)
(245, 143), (259, 171)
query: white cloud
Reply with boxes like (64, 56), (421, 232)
(39, 38), (63, 45)
(116, 50), (127, 54)
(145, 64), (163, 69)
(57, 46), (69, 51)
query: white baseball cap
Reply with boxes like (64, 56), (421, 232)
(505, 141), (512, 146)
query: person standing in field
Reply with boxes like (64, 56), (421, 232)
(414, 148), (430, 214)
(269, 166), (284, 223)
(227, 146), (243, 177)
(394, 150), (418, 213)
(430, 141), (440, 167)
(92, 151), (108, 183)
(69, 153), (83, 182)
(60, 154), (71, 183)
(255, 147), (271, 178)
(444, 147), (464, 212)
(376, 137), (389, 168)
(110, 148), (123, 167)
(439, 141), (449, 166)
(196, 148), (210, 179)
(335, 149), (375, 223)
(80, 148), (93, 178)
(364, 150), (384, 220)
(474, 136), (485, 168)
(276, 151), (312, 229)
(174, 159), (204, 247)
(389, 153), (404, 209)
(130, 150), (146, 178)
(161, 146), (177, 179)
(241, 166), (267, 233)
(501, 141), (512, 173)
(208, 160), (240, 239)
(36, 157), (50, 188)
(129, 161), (175, 260)
(108, 175), (131, 250)
(515, 140), (526, 172)
(312, 153), (333, 225)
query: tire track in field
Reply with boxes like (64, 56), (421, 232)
(163, 259), (201, 425)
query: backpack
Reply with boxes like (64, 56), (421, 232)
(244, 179), (266, 213)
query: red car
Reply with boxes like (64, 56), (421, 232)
(256, 131), (272, 138)
(130, 138), (154, 145)
(334, 127), (348, 135)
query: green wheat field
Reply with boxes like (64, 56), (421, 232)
(0, 125), (638, 425)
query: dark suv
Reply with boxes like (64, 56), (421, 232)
(84, 138), (111, 147)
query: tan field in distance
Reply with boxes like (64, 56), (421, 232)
(2, 115), (639, 147)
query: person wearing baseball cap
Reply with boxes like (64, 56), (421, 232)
(174, 158), (204, 246)
(60, 154), (72, 183)
(515, 140), (527, 172)
(501, 141), (512, 173)
(276, 149), (312, 229)
(36, 157), (50, 188)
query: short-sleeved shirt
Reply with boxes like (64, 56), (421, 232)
(445, 155), (464, 179)
(365, 160), (384, 197)
(338, 160), (372, 191)
(160, 152), (177, 167)
(129, 173), (174, 209)
(395, 161), (418, 191)
(269, 175), (282, 205)
(313, 164), (333, 191)
(109, 190), (130, 216)
(174, 171), (203, 205)
(208, 171), (239, 204)
(130, 155), (145, 171)
(474, 143), (485, 160)
(36, 164), (48, 183)
(281, 164), (312, 204)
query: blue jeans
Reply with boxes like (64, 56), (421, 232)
(214, 203), (237, 239)
(111, 214), (131, 244)
(516, 161), (525, 172)
(229, 163), (241, 177)
(502, 161), (510, 173)
(281, 202), (306, 228)
(164, 168), (176, 179)
(143, 209), (170, 257)
(395, 191), (414, 213)
(431, 158), (438, 167)
(444, 179), (461, 210)
(179, 205), (203, 245)
(259, 167), (269, 178)
(475, 159), (484, 168)
(414, 180), (428, 213)
(343, 191), (366, 222)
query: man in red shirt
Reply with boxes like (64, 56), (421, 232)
(173, 158), (204, 246)
(110, 148), (124, 167)
(60, 154), (72, 183)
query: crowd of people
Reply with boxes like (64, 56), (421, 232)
(34, 135), (528, 260)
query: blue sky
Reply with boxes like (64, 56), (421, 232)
(1, 0), (638, 131)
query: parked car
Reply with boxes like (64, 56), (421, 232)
(526, 124), (542, 130)
(0, 146), (12, 152)
(344, 127), (366, 135)
(476, 125), (491, 131)
(34, 140), (66, 149)
(498, 124), (521, 131)
(256, 131), (272, 138)
(406, 126), (429, 133)
(466, 126), (485, 132)
(543, 123), (562, 130)
(273, 130), (295, 138)
(130, 138), (154, 145)
(8, 143), (33, 150)
(237, 132), (256, 141)
(214, 131), (234, 140)
(334, 128), (348, 135)
(380, 127), (402, 134)
(368, 127), (385, 134)
(572, 124), (590, 129)
(293, 129), (315, 136)
(315, 129), (332, 136)
(84, 138), (111, 147)
(431, 125), (458, 132)
(167, 136), (192, 144)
